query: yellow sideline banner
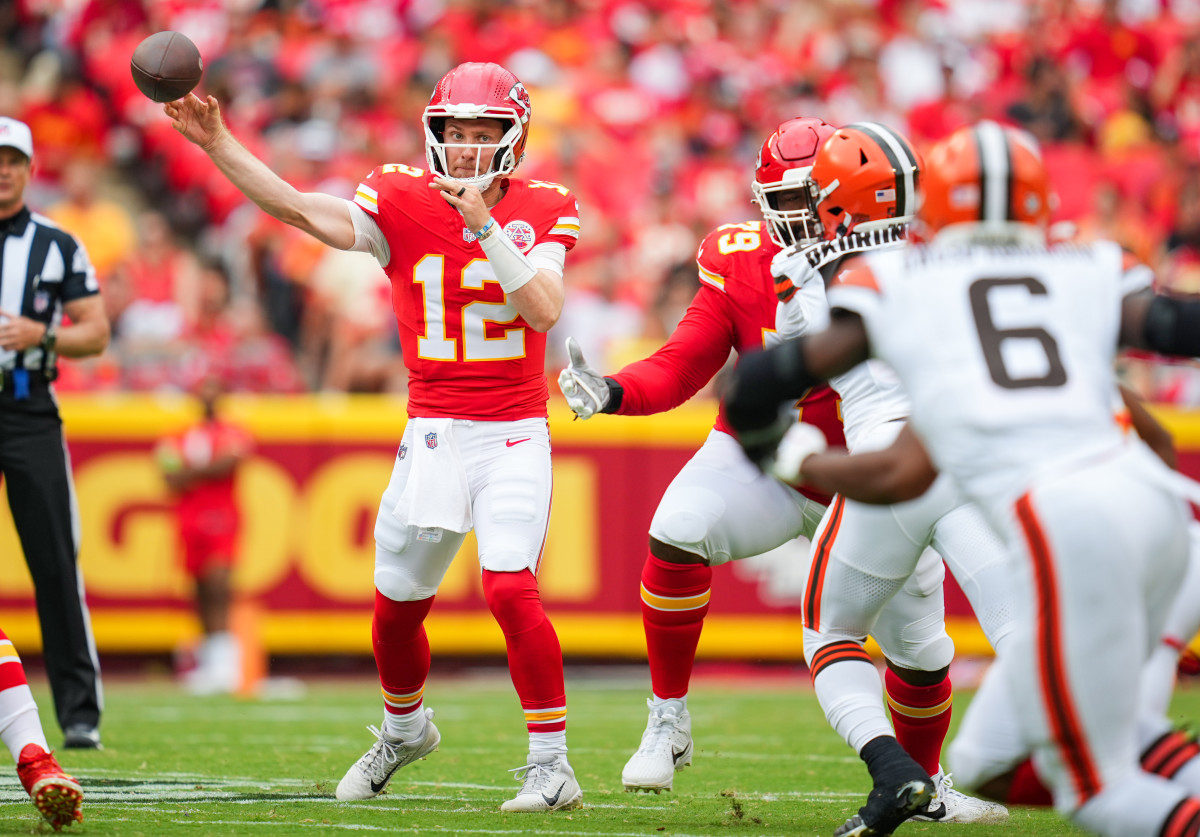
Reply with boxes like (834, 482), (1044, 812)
(0, 395), (1196, 661)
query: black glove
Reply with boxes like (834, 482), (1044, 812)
(725, 344), (804, 468)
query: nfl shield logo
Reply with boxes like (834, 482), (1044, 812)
(398, 443), (408, 461)
(33, 290), (49, 314)
(425, 432), (438, 450)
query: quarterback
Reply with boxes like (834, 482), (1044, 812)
(165, 62), (583, 812)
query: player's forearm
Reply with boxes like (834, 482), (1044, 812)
(799, 439), (937, 505)
(181, 454), (241, 481)
(508, 270), (563, 332)
(611, 346), (725, 415)
(610, 297), (731, 414)
(203, 132), (355, 250)
(58, 297), (110, 358)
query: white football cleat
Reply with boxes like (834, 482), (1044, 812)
(500, 752), (583, 812)
(335, 708), (440, 801)
(621, 698), (693, 793)
(910, 771), (1010, 824)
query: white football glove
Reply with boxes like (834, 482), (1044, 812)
(770, 244), (823, 303)
(770, 422), (828, 485)
(557, 337), (610, 420)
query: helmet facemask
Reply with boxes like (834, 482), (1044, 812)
(752, 168), (824, 248)
(423, 112), (525, 191)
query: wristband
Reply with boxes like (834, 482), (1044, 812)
(474, 219), (496, 242)
(478, 223), (537, 294)
(601, 378), (623, 414)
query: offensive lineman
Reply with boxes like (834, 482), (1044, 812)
(559, 117), (846, 793)
(165, 62), (584, 812)
(728, 120), (1200, 837)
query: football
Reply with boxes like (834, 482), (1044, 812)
(130, 31), (203, 103)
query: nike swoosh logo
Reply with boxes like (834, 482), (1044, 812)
(672, 747), (687, 765)
(506, 438), (531, 447)
(370, 765), (400, 794)
(541, 781), (566, 807)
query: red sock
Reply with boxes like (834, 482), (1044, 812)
(482, 570), (566, 734)
(1161, 798), (1200, 837)
(884, 668), (952, 777)
(0, 628), (28, 691)
(640, 552), (712, 700)
(372, 591), (434, 721)
(1006, 758), (1054, 806)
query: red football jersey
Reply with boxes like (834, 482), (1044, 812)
(158, 419), (252, 516)
(609, 220), (845, 504)
(354, 165), (580, 420)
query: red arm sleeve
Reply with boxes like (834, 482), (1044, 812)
(609, 286), (735, 415)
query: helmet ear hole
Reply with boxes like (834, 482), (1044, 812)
(860, 150), (869, 165)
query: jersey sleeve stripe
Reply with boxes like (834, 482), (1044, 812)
(354, 185), (379, 214)
(697, 264), (727, 292)
(550, 220), (580, 237)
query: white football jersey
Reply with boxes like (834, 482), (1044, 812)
(828, 238), (1151, 512)
(775, 246), (909, 451)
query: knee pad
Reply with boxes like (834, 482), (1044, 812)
(649, 488), (727, 560)
(482, 569), (544, 634)
(900, 627), (955, 672)
(876, 612), (955, 671)
(375, 563), (426, 602)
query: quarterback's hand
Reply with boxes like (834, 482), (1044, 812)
(558, 337), (611, 420)
(771, 244), (822, 303)
(164, 93), (227, 151)
(770, 423), (828, 484)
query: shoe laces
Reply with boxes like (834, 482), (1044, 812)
(360, 725), (401, 773)
(509, 758), (556, 794)
(640, 702), (683, 755)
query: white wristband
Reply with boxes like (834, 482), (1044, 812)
(478, 223), (537, 294)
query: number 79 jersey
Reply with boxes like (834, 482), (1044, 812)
(828, 239), (1152, 511)
(354, 164), (580, 420)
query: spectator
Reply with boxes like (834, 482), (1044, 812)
(43, 156), (136, 287)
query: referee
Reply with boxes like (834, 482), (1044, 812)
(0, 117), (110, 749)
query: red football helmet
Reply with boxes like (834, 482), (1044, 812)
(423, 62), (531, 189)
(751, 117), (838, 248)
(809, 122), (923, 239)
(918, 120), (1051, 238)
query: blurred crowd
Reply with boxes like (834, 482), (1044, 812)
(4, 0), (1200, 401)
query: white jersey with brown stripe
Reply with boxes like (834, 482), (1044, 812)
(833, 238), (1140, 513)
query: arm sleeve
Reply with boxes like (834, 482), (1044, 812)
(347, 200), (391, 266)
(528, 242), (566, 277)
(609, 285), (736, 415)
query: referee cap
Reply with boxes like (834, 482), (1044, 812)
(0, 117), (33, 159)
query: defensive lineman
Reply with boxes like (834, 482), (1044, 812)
(728, 120), (1200, 837)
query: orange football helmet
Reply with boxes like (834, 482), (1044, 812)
(809, 122), (923, 239)
(751, 116), (838, 248)
(918, 120), (1051, 236)
(423, 62), (531, 189)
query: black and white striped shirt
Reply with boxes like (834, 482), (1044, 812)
(0, 206), (99, 374)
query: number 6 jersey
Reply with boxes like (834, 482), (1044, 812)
(828, 238), (1152, 512)
(353, 165), (580, 420)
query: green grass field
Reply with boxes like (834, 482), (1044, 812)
(2, 669), (1195, 836)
